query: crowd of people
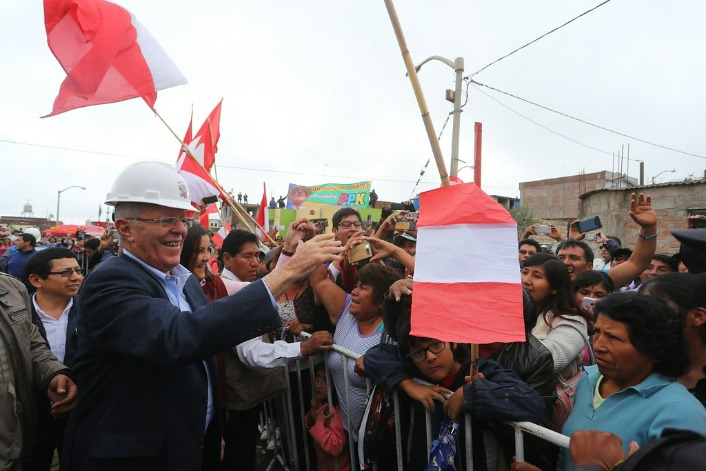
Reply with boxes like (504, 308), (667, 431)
(3, 162), (706, 471)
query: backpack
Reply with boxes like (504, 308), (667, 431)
(619, 429), (706, 470)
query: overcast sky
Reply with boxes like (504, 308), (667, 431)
(3, 0), (705, 224)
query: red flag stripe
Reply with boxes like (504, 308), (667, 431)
(416, 183), (515, 227)
(410, 282), (525, 344)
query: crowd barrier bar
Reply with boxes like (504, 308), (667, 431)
(285, 332), (571, 470)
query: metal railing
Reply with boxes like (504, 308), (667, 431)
(257, 332), (569, 470)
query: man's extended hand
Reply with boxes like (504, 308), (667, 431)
(300, 331), (334, 357)
(47, 374), (77, 417)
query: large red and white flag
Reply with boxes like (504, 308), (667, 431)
(411, 183), (525, 344)
(212, 223), (232, 249)
(256, 183), (270, 241)
(43, 0), (187, 117)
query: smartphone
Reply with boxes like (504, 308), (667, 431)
(394, 212), (419, 231)
(202, 195), (219, 205)
(348, 241), (373, 264)
(535, 225), (551, 234)
(581, 297), (598, 313)
(577, 216), (602, 234)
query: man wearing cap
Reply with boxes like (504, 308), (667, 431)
(61, 161), (342, 471)
(4, 233), (37, 293)
(393, 231), (417, 257)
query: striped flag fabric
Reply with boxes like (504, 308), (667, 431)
(410, 183), (525, 344)
(211, 223), (231, 249)
(43, 0), (187, 117)
(256, 183), (270, 241)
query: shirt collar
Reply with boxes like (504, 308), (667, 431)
(122, 249), (192, 290)
(221, 267), (242, 282)
(32, 293), (73, 321)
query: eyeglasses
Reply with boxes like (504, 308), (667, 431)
(407, 340), (446, 363)
(46, 268), (83, 278)
(127, 217), (195, 228)
(338, 221), (362, 229)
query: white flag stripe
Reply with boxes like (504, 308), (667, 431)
(130, 12), (188, 91)
(414, 224), (521, 283)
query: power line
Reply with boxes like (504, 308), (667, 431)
(468, 0), (612, 78)
(471, 80), (706, 160)
(0, 138), (436, 185)
(470, 83), (643, 162)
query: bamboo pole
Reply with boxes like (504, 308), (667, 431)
(382, 0), (451, 188)
(152, 109), (276, 244)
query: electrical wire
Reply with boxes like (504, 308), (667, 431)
(0, 138), (436, 185)
(468, 0), (612, 78)
(471, 80), (706, 160)
(470, 83), (641, 160)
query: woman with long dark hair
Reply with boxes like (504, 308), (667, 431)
(521, 253), (589, 377)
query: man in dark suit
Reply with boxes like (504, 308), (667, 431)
(24, 248), (82, 470)
(61, 161), (342, 471)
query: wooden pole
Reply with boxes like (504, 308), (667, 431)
(152, 109), (276, 244)
(382, 0), (450, 188)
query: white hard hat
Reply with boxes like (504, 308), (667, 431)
(24, 227), (41, 240)
(105, 161), (196, 211)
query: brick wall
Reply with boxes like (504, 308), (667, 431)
(579, 182), (706, 254)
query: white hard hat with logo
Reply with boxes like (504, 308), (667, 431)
(24, 227), (42, 241)
(105, 161), (196, 211)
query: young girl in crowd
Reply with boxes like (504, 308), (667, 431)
(306, 364), (351, 471)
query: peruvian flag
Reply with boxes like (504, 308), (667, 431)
(43, 0), (187, 117)
(212, 222), (231, 249)
(256, 183), (270, 241)
(199, 203), (218, 229)
(175, 105), (223, 205)
(411, 183), (525, 344)
(186, 100), (222, 172)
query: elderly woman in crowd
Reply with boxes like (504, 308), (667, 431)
(556, 292), (706, 470)
(309, 245), (406, 436)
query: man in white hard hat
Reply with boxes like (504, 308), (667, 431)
(61, 161), (343, 471)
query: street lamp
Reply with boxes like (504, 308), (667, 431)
(413, 55), (465, 177)
(651, 169), (676, 185)
(56, 185), (86, 225)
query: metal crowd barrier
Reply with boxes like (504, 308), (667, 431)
(259, 332), (569, 470)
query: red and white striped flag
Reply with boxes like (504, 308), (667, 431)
(256, 183), (270, 241)
(43, 0), (187, 117)
(175, 103), (224, 205)
(212, 223), (231, 249)
(199, 203), (218, 229)
(411, 183), (525, 344)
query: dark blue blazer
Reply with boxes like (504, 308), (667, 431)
(61, 254), (281, 471)
(30, 295), (79, 369)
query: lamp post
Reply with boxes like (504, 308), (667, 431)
(413, 55), (465, 177)
(651, 169), (676, 185)
(56, 185), (86, 225)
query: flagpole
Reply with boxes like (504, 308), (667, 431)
(382, 0), (450, 188)
(152, 108), (276, 244)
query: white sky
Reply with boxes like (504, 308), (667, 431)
(3, 0), (705, 224)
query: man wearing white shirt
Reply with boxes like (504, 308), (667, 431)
(25, 248), (82, 471)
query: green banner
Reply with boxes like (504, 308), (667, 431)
(287, 181), (371, 208)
